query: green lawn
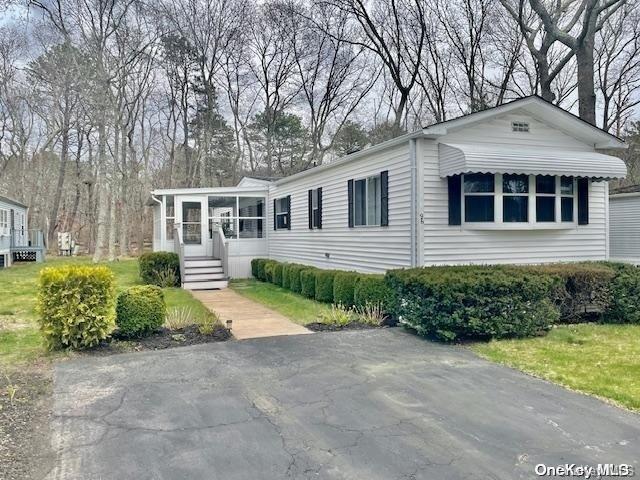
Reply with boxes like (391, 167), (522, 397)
(0, 257), (212, 367)
(230, 279), (331, 325)
(472, 324), (640, 411)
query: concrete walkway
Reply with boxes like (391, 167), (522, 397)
(192, 288), (312, 340)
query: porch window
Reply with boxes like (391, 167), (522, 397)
(464, 173), (494, 222)
(208, 196), (266, 239)
(208, 196), (237, 239)
(165, 195), (175, 240)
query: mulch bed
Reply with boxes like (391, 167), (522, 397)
(85, 325), (232, 356)
(306, 321), (394, 332)
(0, 363), (55, 480)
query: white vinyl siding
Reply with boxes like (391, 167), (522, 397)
(267, 142), (412, 273)
(421, 134), (610, 265)
(0, 199), (28, 252)
(609, 195), (640, 262)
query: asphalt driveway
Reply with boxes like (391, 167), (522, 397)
(47, 329), (639, 480)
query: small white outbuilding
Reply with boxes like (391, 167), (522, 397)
(609, 185), (640, 264)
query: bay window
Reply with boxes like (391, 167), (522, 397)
(457, 173), (578, 226)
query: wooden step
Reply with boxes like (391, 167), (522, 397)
(184, 279), (229, 290)
(184, 259), (223, 268)
(184, 272), (226, 282)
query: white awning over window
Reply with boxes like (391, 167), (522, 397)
(439, 143), (627, 179)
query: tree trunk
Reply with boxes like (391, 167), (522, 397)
(576, 39), (597, 125)
(93, 122), (109, 262)
(48, 103), (71, 244)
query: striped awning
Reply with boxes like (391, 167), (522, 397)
(439, 143), (627, 179)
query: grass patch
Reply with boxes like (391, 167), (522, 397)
(0, 257), (212, 368)
(230, 279), (331, 325)
(472, 324), (640, 411)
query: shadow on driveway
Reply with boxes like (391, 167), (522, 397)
(47, 329), (639, 479)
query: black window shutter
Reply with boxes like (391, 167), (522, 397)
(286, 195), (291, 230)
(380, 170), (389, 226)
(317, 187), (323, 229)
(448, 175), (462, 226)
(578, 178), (589, 225)
(347, 179), (354, 228)
(308, 190), (313, 229)
(273, 199), (277, 230)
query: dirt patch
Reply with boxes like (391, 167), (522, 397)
(85, 325), (232, 356)
(0, 362), (54, 480)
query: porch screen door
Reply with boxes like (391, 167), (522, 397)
(182, 202), (202, 245)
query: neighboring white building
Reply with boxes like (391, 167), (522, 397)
(0, 195), (29, 268)
(609, 185), (640, 263)
(150, 96), (627, 290)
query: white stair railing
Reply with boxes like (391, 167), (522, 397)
(174, 223), (186, 288)
(211, 225), (228, 277)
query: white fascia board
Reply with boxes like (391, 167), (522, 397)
(151, 186), (268, 195)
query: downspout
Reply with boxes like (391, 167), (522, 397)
(151, 194), (162, 252)
(409, 138), (418, 267)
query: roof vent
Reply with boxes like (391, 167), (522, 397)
(512, 121), (530, 132)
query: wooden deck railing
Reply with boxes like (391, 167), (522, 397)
(10, 229), (46, 249)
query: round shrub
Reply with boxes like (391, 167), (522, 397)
(315, 270), (338, 303)
(116, 285), (166, 338)
(354, 274), (393, 309)
(333, 272), (360, 306)
(256, 259), (269, 281)
(272, 262), (284, 286)
(288, 264), (307, 293)
(37, 265), (116, 350)
(139, 252), (180, 287)
(264, 260), (278, 283)
(251, 258), (263, 279)
(300, 269), (318, 298)
(282, 264), (292, 289)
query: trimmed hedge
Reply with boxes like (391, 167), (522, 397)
(603, 263), (640, 324)
(282, 264), (292, 289)
(386, 266), (559, 342)
(139, 252), (180, 286)
(116, 285), (166, 338)
(288, 265), (307, 293)
(36, 265), (116, 350)
(264, 260), (278, 283)
(333, 272), (360, 307)
(315, 270), (338, 303)
(272, 263), (284, 286)
(354, 275), (393, 309)
(300, 269), (317, 298)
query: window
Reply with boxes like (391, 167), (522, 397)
(353, 175), (381, 226)
(275, 197), (290, 230)
(464, 173), (494, 222)
(207, 196), (266, 239)
(512, 121), (530, 132)
(561, 176), (575, 222)
(309, 188), (322, 229)
(452, 174), (580, 227)
(182, 201), (202, 244)
(0, 209), (8, 236)
(165, 195), (175, 240)
(503, 174), (529, 222)
(536, 175), (556, 222)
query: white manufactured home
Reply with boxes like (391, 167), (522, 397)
(0, 195), (46, 268)
(609, 185), (640, 263)
(150, 96), (627, 290)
